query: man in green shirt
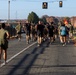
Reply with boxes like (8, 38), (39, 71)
(0, 23), (9, 65)
(15, 22), (22, 41)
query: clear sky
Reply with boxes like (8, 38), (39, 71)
(0, 0), (76, 19)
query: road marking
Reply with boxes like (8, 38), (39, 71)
(0, 42), (37, 67)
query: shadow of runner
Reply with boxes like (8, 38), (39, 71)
(7, 54), (39, 75)
(7, 54), (29, 75)
(7, 40), (50, 75)
(22, 54), (38, 75)
(31, 47), (38, 54)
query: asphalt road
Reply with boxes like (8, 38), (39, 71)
(0, 34), (76, 75)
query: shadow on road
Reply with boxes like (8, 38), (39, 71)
(7, 40), (49, 75)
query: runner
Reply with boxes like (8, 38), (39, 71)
(47, 22), (55, 44)
(65, 25), (70, 43)
(25, 21), (31, 44)
(37, 21), (45, 46)
(15, 22), (22, 41)
(0, 23), (9, 65)
(60, 23), (67, 46)
(43, 24), (48, 41)
(31, 24), (37, 41)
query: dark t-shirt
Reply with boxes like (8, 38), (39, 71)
(25, 23), (31, 31)
(37, 24), (45, 33)
(48, 25), (54, 33)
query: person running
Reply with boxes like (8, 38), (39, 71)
(70, 24), (74, 38)
(60, 23), (67, 46)
(65, 25), (70, 43)
(43, 25), (48, 41)
(25, 21), (31, 44)
(47, 22), (55, 44)
(31, 24), (37, 41)
(36, 21), (45, 46)
(15, 22), (22, 41)
(0, 23), (9, 65)
(54, 25), (58, 40)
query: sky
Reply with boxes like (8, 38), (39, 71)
(0, 0), (76, 19)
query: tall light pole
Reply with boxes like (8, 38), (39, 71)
(8, 0), (10, 23)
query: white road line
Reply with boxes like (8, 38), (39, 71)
(0, 42), (37, 67)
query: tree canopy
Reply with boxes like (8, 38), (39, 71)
(27, 11), (39, 24)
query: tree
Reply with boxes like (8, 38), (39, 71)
(41, 15), (49, 18)
(27, 11), (39, 24)
(62, 17), (70, 23)
(53, 17), (59, 25)
(40, 16), (47, 24)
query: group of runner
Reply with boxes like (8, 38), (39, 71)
(23, 21), (57, 46)
(0, 20), (74, 65)
(22, 20), (73, 46)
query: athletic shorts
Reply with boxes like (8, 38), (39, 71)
(0, 40), (8, 50)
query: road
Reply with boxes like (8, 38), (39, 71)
(0, 34), (76, 75)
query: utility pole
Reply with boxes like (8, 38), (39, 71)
(8, 0), (10, 23)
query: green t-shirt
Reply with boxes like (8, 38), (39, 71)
(0, 29), (8, 45)
(15, 24), (21, 33)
